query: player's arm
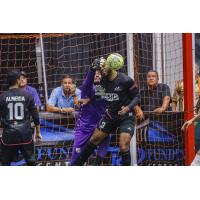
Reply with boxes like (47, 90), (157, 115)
(81, 58), (105, 98)
(29, 96), (42, 142)
(81, 68), (96, 96)
(76, 69), (94, 107)
(182, 99), (200, 131)
(127, 80), (140, 111)
(181, 113), (200, 131)
(118, 79), (140, 116)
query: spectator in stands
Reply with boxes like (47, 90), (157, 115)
(172, 68), (200, 112)
(135, 70), (171, 120)
(20, 71), (42, 111)
(172, 80), (184, 112)
(46, 75), (81, 113)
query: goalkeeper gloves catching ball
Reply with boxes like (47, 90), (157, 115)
(91, 57), (106, 70)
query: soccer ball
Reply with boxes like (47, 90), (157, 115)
(106, 53), (124, 70)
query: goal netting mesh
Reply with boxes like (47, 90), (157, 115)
(0, 33), (190, 166)
(0, 33), (127, 166)
(134, 33), (185, 165)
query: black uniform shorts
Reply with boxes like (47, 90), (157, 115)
(0, 140), (35, 166)
(97, 112), (135, 136)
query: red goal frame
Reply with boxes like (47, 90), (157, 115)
(183, 33), (195, 165)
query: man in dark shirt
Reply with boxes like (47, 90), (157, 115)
(0, 69), (42, 166)
(135, 70), (171, 120)
(74, 55), (140, 166)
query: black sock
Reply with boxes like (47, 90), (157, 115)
(75, 142), (97, 166)
(94, 155), (103, 166)
(121, 151), (131, 166)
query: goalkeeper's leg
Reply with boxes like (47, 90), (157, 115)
(191, 149), (200, 166)
(94, 136), (110, 166)
(73, 128), (108, 166)
(70, 129), (93, 166)
(74, 116), (115, 166)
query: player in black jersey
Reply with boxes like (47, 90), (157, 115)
(74, 56), (140, 166)
(0, 70), (42, 166)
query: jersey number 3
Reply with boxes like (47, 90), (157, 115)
(7, 102), (24, 120)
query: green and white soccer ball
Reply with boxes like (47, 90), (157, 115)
(106, 53), (124, 70)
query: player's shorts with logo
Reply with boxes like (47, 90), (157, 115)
(97, 111), (135, 136)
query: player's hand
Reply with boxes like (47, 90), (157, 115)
(92, 57), (106, 70)
(62, 107), (75, 113)
(118, 106), (130, 116)
(135, 109), (144, 120)
(70, 84), (76, 96)
(181, 119), (193, 132)
(35, 132), (42, 143)
(153, 107), (165, 113)
(78, 98), (91, 106)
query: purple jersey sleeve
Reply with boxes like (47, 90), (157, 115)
(81, 68), (96, 98)
(32, 88), (42, 107)
(26, 85), (42, 107)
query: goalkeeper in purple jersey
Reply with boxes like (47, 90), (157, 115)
(70, 61), (110, 166)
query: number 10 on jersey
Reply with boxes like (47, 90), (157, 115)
(7, 102), (24, 120)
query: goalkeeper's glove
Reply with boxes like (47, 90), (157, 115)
(91, 57), (106, 70)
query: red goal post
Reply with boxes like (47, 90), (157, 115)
(183, 33), (195, 165)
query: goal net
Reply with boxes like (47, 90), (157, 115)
(133, 33), (194, 165)
(0, 33), (127, 166)
(0, 33), (195, 166)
